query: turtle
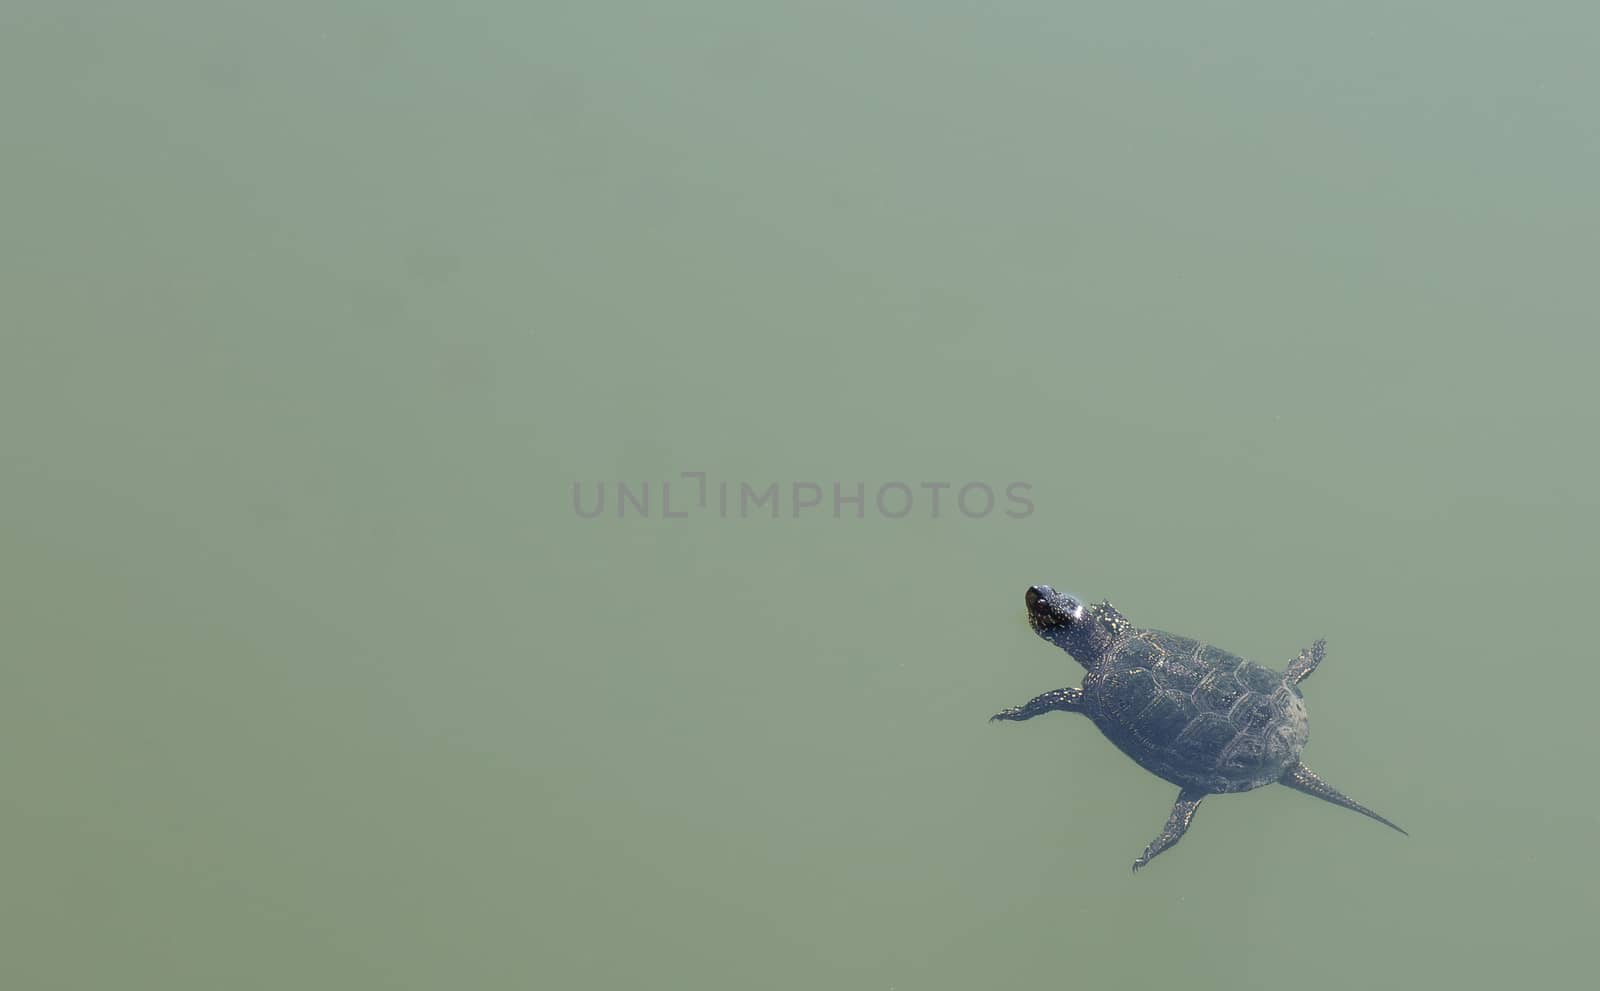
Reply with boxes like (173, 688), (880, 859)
(991, 584), (1406, 872)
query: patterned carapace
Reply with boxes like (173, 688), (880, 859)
(992, 585), (1406, 872)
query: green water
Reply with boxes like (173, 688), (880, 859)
(5, 3), (1597, 988)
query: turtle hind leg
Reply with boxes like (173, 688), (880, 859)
(990, 686), (1083, 722)
(1279, 761), (1407, 835)
(1132, 788), (1205, 873)
(1285, 639), (1326, 685)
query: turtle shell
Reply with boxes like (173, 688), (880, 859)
(1084, 626), (1309, 793)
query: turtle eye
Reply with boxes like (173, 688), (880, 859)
(1026, 586), (1083, 626)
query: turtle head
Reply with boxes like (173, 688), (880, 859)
(1026, 584), (1111, 666)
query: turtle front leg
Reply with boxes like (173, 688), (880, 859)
(1132, 788), (1205, 872)
(990, 686), (1083, 722)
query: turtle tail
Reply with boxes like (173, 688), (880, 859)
(1279, 761), (1408, 836)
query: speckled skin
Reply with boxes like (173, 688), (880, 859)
(993, 585), (1405, 872)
